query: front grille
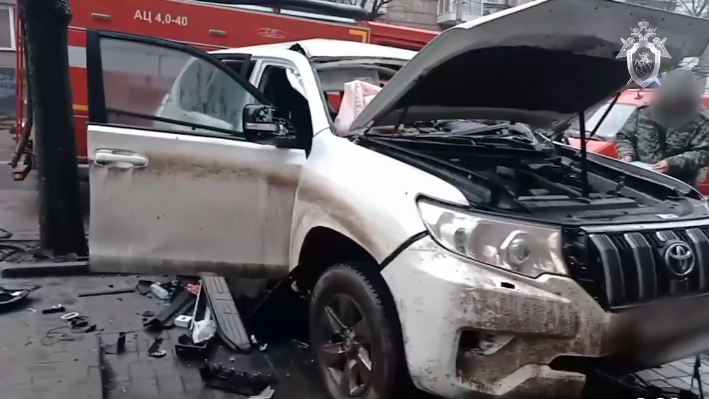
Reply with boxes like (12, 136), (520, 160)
(563, 226), (709, 310)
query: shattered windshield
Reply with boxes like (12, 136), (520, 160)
(567, 103), (638, 141)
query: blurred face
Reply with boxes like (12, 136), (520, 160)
(655, 95), (698, 118)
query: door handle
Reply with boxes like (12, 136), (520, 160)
(94, 149), (148, 168)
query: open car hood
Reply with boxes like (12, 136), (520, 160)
(346, 0), (709, 134)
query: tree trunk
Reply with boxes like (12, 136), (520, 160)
(20, 0), (87, 257)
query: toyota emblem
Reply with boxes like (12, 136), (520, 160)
(663, 241), (696, 277)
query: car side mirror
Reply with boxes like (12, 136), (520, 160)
(242, 104), (301, 149)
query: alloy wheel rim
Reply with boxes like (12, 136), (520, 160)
(319, 294), (373, 397)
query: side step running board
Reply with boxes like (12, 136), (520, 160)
(202, 274), (251, 352)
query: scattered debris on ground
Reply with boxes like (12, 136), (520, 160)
(41, 304), (65, 314)
(199, 362), (279, 396)
(143, 289), (196, 330)
(174, 314), (192, 328)
(75, 274), (281, 396)
(147, 336), (167, 358)
(0, 284), (36, 308)
(39, 309), (99, 349)
(104, 331), (126, 355)
(175, 333), (210, 359)
(136, 278), (186, 301)
(78, 287), (136, 297)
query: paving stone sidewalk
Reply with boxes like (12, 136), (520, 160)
(0, 278), (103, 399)
(0, 274), (325, 399)
(636, 357), (709, 396)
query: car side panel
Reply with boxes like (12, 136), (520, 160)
(289, 131), (470, 270)
(89, 124), (304, 278)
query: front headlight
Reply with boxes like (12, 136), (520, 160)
(417, 198), (567, 278)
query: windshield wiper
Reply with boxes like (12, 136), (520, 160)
(385, 123), (523, 138)
(446, 123), (510, 136)
(369, 123), (509, 139)
(371, 122), (550, 152)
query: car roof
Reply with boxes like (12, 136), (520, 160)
(616, 89), (655, 107)
(209, 38), (416, 61)
(614, 88), (709, 108)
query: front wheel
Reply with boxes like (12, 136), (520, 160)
(309, 264), (403, 399)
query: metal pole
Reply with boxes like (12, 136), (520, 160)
(20, 0), (87, 257)
(579, 111), (590, 198)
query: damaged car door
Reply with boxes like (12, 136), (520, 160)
(84, 30), (306, 278)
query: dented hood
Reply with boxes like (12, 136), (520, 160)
(346, 0), (709, 134)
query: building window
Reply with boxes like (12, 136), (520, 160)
(482, 0), (509, 16)
(438, 0), (453, 14)
(0, 6), (15, 50)
(439, 0), (477, 14)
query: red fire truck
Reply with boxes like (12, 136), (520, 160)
(13, 0), (437, 178)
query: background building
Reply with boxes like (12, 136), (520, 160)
(333, 0), (533, 31)
(0, 0), (15, 120)
(434, 0), (531, 28)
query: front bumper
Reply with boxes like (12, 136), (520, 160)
(380, 235), (709, 399)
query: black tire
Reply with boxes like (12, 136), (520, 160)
(310, 263), (402, 399)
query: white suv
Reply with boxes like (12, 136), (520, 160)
(84, 0), (709, 398)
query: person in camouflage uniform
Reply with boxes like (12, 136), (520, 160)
(615, 69), (709, 188)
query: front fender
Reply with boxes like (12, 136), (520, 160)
(288, 133), (470, 272)
(289, 177), (417, 271)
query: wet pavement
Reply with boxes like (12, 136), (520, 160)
(0, 273), (329, 399)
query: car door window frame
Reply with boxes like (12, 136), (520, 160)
(212, 53), (254, 78)
(85, 29), (273, 140)
(250, 58), (301, 91)
(251, 57), (315, 125)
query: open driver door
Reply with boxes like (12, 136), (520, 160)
(84, 30), (306, 278)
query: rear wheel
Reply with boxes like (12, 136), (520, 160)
(309, 263), (402, 399)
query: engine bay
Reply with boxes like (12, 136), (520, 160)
(360, 121), (709, 224)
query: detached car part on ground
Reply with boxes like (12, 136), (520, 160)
(566, 89), (709, 195)
(82, 0), (709, 398)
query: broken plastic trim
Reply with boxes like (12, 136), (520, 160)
(143, 290), (196, 330)
(199, 362), (278, 396)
